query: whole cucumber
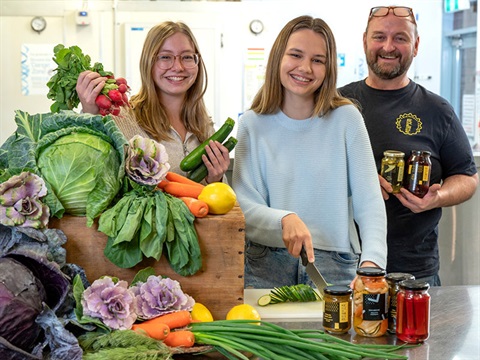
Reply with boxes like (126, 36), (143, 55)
(180, 117), (235, 172)
(187, 136), (238, 183)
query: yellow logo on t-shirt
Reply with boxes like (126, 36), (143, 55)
(396, 113), (422, 135)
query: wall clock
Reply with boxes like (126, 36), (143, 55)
(31, 16), (47, 34)
(249, 20), (264, 35)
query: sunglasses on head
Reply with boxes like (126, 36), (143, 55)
(369, 6), (417, 25)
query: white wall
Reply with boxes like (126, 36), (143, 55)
(0, 0), (443, 144)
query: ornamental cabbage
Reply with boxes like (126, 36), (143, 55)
(125, 135), (170, 186)
(81, 276), (137, 330)
(130, 275), (194, 320)
(0, 171), (49, 228)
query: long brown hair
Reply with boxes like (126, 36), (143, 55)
(129, 21), (211, 142)
(251, 15), (352, 117)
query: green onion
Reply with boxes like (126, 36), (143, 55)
(190, 319), (410, 360)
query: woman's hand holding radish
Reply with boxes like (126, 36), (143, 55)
(76, 70), (106, 114)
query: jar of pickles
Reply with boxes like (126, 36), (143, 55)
(380, 150), (405, 193)
(353, 267), (389, 337)
(404, 150), (432, 198)
(396, 280), (431, 343)
(385, 272), (415, 333)
(323, 285), (352, 334)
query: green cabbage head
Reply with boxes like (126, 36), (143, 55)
(37, 132), (121, 217)
(0, 110), (128, 227)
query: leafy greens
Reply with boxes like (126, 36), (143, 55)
(46, 44), (113, 113)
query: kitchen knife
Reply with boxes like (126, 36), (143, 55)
(300, 246), (328, 296)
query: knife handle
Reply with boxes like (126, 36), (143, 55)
(300, 246), (309, 266)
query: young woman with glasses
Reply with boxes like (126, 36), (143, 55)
(232, 15), (387, 289)
(76, 21), (230, 183)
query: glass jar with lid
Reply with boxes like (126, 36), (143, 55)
(404, 150), (432, 198)
(385, 272), (415, 333)
(353, 267), (389, 337)
(396, 280), (431, 343)
(323, 285), (352, 334)
(380, 150), (405, 193)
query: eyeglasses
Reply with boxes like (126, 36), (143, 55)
(156, 53), (200, 69)
(369, 6), (416, 25)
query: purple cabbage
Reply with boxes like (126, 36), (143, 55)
(0, 257), (46, 352)
(0, 253), (71, 357)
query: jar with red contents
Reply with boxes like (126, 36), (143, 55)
(396, 280), (431, 343)
(404, 150), (432, 198)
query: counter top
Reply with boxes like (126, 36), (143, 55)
(180, 286), (479, 359)
(262, 285), (480, 359)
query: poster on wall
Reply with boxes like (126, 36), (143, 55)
(243, 48), (266, 112)
(21, 44), (56, 96)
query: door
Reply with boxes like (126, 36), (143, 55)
(439, 14), (479, 285)
(449, 32), (476, 143)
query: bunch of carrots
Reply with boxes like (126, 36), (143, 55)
(131, 310), (196, 348)
(158, 172), (209, 218)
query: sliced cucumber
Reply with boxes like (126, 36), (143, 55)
(257, 294), (272, 307)
(269, 284), (321, 304)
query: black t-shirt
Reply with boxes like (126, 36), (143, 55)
(339, 80), (477, 278)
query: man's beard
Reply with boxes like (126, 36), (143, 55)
(366, 52), (413, 80)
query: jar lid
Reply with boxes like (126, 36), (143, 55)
(324, 285), (353, 295)
(386, 272), (415, 282)
(383, 150), (405, 157)
(399, 279), (430, 290)
(356, 267), (386, 277)
(421, 150), (431, 155)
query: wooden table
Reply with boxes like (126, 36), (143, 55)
(50, 204), (246, 320)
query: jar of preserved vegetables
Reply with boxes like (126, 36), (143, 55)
(353, 267), (389, 337)
(323, 285), (352, 334)
(380, 150), (405, 193)
(396, 280), (431, 343)
(404, 150), (432, 198)
(385, 272), (415, 333)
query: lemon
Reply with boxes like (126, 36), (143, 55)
(198, 182), (237, 215)
(191, 302), (214, 322)
(226, 304), (261, 321)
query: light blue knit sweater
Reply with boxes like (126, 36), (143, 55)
(232, 105), (387, 268)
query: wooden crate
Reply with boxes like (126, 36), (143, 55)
(49, 204), (245, 320)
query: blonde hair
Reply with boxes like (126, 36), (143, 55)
(251, 15), (352, 117)
(128, 21), (211, 142)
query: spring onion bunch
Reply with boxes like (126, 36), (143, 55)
(191, 320), (413, 360)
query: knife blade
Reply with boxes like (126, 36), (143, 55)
(300, 246), (328, 296)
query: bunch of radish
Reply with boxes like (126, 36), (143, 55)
(95, 76), (131, 116)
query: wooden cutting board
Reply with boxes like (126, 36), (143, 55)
(244, 289), (324, 322)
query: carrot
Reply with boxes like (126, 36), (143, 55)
(179, 197), (209, 218)
(157, 179), (169, 190)
(150, 310), (193, 330)
(132, 320), (170, 340)
(166, 172), (204, 188)
(163, 182), (203, 198)
(163, 330), (195, 348)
